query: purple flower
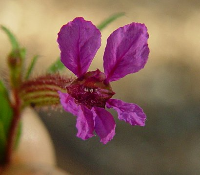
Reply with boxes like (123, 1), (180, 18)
(57, 17), (149, 144)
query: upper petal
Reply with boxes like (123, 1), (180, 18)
(57, 17), (101, 77)
(58, 91), (79, 116)
(76, 105), (95, 140)
(103, 22), (149, 82)
(106, 99), (146, 126)
(92, 107), (116, 144)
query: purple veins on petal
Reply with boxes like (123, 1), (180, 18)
(106, 99), (146, 126)
(92, 107), (116, 144)
(76, 105), (95, 140)
(103, 22), (149, 82)
(57, 17), (101, 77)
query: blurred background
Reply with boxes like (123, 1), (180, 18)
(0, 0), (200, 174)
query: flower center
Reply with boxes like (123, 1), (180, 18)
(67, 69), (115, 109)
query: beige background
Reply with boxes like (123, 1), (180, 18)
(0, 0), (200, 174)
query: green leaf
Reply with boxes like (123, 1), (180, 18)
(0, 80), (13, 162)
(1, 25), (20, 51)
(0, 81), (13, 135)
(25, 55), (39, 80)
(97, 12), (125, 31)
(47, 57), (65, 73)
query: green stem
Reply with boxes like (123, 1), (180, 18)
(4, 88), (21, 165)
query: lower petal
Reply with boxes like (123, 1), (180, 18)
(76, 105), (94, 140)
(106, 99), (146, 126)
(58, 91), (79, 116)
(58, 91), (94, 140)
(92, 107), (116, 144)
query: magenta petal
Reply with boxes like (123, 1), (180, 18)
(103, 22), (149, 82)
(58, 91), (79, 116)
(106, 99), (146, 126)
(57, 17), (101, 77)
(76, 105), (94, 140)
(58, 91), (94, 140)
(92, 107), (116, 144)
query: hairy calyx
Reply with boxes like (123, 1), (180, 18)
(20, 74), (73, 107)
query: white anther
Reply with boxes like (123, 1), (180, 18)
(84, 87), (89, 92)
